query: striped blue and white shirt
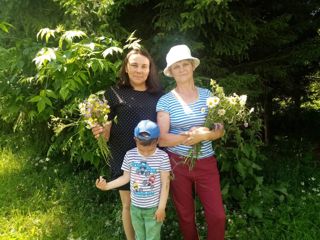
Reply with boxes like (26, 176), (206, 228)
(156, 87), (214, 159)
(121, 148), (171, 208)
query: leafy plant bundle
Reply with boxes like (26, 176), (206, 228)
(78, 91), (111, 165)
(186, 79), (255, 169)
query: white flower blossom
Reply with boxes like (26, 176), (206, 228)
(206, 97), (220, 108)
(218, 109), (226, 116)
(239, 95), (247, 106)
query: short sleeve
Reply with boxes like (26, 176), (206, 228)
(202, 88), (212, 98)
(121, 152), (130, 172)
(160, 151), (171, 172)
(156, 94), (169, 113)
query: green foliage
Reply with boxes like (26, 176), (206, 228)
(0, 0), (63, 46)
(216, 110), (266, 217)
(53, 0), (131, 39)
(0, 39), (42, 130)
(153, 0), (257, 58)
(0, 21), (14, 33)
(302, 73), (320, 110)
(26, 26), (125, 167)
(218, 73), (263, 102)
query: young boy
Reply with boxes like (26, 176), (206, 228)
(96, 120), (171, 240)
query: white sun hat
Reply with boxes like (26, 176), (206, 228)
(163, 44), (200, 77)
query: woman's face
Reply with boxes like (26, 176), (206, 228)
(125, 53), (150, 90)
(169, 60), (194, 83)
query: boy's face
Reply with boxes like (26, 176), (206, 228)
(135, 138), (158, 156)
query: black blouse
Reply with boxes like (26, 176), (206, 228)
(105, 87), (162, 180)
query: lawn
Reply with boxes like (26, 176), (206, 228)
(0, 132), (319, 239)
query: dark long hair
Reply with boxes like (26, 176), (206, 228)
(117, 47), (161, 94)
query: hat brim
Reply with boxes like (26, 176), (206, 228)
(163, 57), (200, 77)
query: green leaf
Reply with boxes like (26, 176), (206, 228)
(236, 161), (246, 178)
(43, 96), (52, 107)
(73, 76), (83, 86)
(45, 89), (58, 99)
(79, 72), (88, 81)
(29, 96), (41, 103)
(59, 85), (70, 101)
(221, 183), (230, 196)
(37, 100), (46, 113)
(0, 21), (14, 33)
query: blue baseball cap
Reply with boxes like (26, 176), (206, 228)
(134, 120), (160, 141)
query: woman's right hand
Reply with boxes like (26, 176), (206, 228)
(91, 122), (111, 141)
(91, 124), (104, 139)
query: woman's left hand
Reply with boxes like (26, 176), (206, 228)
(181, 124), (225, 145)
(181, 127), (209, 145)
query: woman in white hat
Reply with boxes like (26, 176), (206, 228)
(156, 44), (225, 240)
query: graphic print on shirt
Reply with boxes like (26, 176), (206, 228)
(131, 161), (158, 196)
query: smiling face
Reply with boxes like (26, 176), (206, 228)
(125, 53), (150, 91)
(169, 59), (195, 83)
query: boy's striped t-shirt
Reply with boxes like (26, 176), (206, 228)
(121, 148), (171, 208)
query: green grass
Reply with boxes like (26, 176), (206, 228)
(0, 136), (125, 239)
(0, 133), (319, 239)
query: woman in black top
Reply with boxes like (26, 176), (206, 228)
(93, 47), (162, 240)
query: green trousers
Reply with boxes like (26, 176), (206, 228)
(130, 205), (163, 240)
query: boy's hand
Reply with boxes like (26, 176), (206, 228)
(154, 208), (166, 222)
(95, 176), (108, 191)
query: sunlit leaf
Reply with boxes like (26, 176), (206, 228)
(102, 47), (123, 58)
(59, 30), (87, 48)
(37, 28), (56, 42)
(33, 48), (57, 68)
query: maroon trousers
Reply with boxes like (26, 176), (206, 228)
(167, 151), (226, 240)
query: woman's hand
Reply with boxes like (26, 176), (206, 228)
(91, 122), (112, 141)
(181, 123), (225, 145)
(211, 123), (225, 140)
(181, 127), (209, 145)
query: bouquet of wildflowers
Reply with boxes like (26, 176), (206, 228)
(78, 91), (111, 165)
(186, 79), (254, 169)
(204, 79), (253, 130)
